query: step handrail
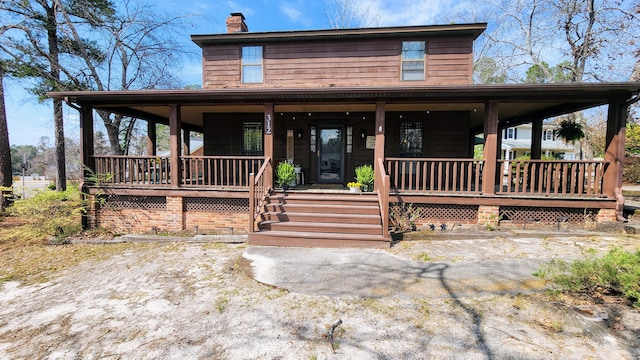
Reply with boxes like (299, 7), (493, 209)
(377, 157), (390, 239)
(249, 157), (272, 233)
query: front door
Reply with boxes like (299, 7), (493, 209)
(318, 127), (344, 183)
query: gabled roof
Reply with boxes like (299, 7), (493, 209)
(191, 23), (487, 47)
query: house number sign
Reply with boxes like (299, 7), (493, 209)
(265, 113), (272, 134)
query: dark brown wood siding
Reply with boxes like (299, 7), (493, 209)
(203, 113), (262, 155)
(385, 111), (471, 158)
(202, 36), (474, 89)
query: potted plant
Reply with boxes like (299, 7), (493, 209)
(355, 164), (374, 192)
(276, 161), (296, 190)
(554, 119), (585, 144)
(347, 181), (362, 193)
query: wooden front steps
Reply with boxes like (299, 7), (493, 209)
(248, 192), (390, 248)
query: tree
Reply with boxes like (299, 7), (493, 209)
(323, 0), (382, 28)
(0, 0), (115, 191)
(90, 0), (190, 154)
(0, 65), (11, 192)
(459, 0), (639, 84)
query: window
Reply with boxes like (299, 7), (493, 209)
(242, 46), (263, 83)
(400, 122), (423, 156)
(242, 122), (263, 155)
(401, 41), (425, 81)
(543, 130), (554, 141)
(505, 128), (516, 139)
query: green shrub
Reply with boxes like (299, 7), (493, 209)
(534, 247), (640, 307)
(5, 186), (83, 242)
(276, 161), (296, 188)
(355, 164), (374, 188)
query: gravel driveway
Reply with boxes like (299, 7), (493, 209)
(1, 232), (639, 359)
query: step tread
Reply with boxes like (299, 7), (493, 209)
(263, 211), (380, 219)
(249, 230), (388, 241)
(260, 220), (381, 229)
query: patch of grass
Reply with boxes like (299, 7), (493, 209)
(415, 252), (432, 262)
(0, 186), (137, 284)
(534, 247), (640, 307)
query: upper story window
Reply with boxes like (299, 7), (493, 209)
(543, 129), (554, 141)
(242, 46), (263, 83)
(505, 128), (516, 139)
(400, 122), (423, 156)
(401, 41), (425, 81)
(242, 122), (263, 155)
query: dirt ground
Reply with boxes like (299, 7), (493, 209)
(1, 230), (639, 359)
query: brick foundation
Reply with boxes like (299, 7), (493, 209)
(596, 208), (616, 223)
(91, 194), (250, 235)
(478, 205), (500, 227)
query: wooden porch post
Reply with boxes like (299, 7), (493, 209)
(147, 120), (157, 156)
(374, 101), (386, 191)
(264, 103), (274, 189)
(79, 105), (95, 181)
(183, 128), (191, 155)
(531, 119), (543, 160)
(603, 98), (626, 200)
(482, 101), (499, 194)
(169, 104), (181, 187)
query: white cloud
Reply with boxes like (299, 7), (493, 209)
(376, 0), (453, 26)
(280, 1), (303, 22)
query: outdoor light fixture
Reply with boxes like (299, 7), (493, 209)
(361, 130), (366, 139)
(297, 130), (303, 139)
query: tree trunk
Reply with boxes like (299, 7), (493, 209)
(0, 71), (12, 188)
(46, 1), (66, 191)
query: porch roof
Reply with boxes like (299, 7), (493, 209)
(49, 82), (640, 133)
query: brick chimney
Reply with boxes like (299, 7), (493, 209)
(226, 12), (248, 33)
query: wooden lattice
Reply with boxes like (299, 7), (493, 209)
(390, 203), (478, 221)
(102, 195), (166, 210)
(184, 197), (249, 213)
(500, 206), (598, 224)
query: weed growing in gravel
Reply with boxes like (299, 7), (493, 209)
(534, 248), (640, 307)
(415, 252), (432, 262)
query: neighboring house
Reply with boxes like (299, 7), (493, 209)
(49, 13), (640, 248)
(501, 123), (578, 160)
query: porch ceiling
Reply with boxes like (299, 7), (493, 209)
(49, 83), (640, 133)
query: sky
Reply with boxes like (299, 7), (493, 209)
(4, 0), (467, 146)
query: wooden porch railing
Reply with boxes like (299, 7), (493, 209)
(249, 158), (272, 233)
(94, 155), (171, 185)
(497, 159), (609, 197)
(376, 157), (390, 239)
(93, 155), (264, 188)
(181, 156), (263, 187)
(385, 158), (483, 193)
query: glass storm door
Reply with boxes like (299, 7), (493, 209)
(318, 128), (344, 183)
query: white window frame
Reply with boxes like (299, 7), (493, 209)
(401, 41), (425, 81)
(241, 46), (263, 84)
(506, 128), (515, 139)
(543, 130), (554, 141)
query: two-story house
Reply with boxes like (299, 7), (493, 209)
(49, 13), (640, 248)
(501, 124), (578, 160)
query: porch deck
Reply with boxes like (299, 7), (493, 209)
(86, 155), (617, 238)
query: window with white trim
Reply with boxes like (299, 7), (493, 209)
(242, 46), (263, 83)
(401, 41), (425, 81)
(543, 129), (554, 141)
(506, 128), (516, 139)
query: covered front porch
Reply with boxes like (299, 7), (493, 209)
(50, 83), (640, 239)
